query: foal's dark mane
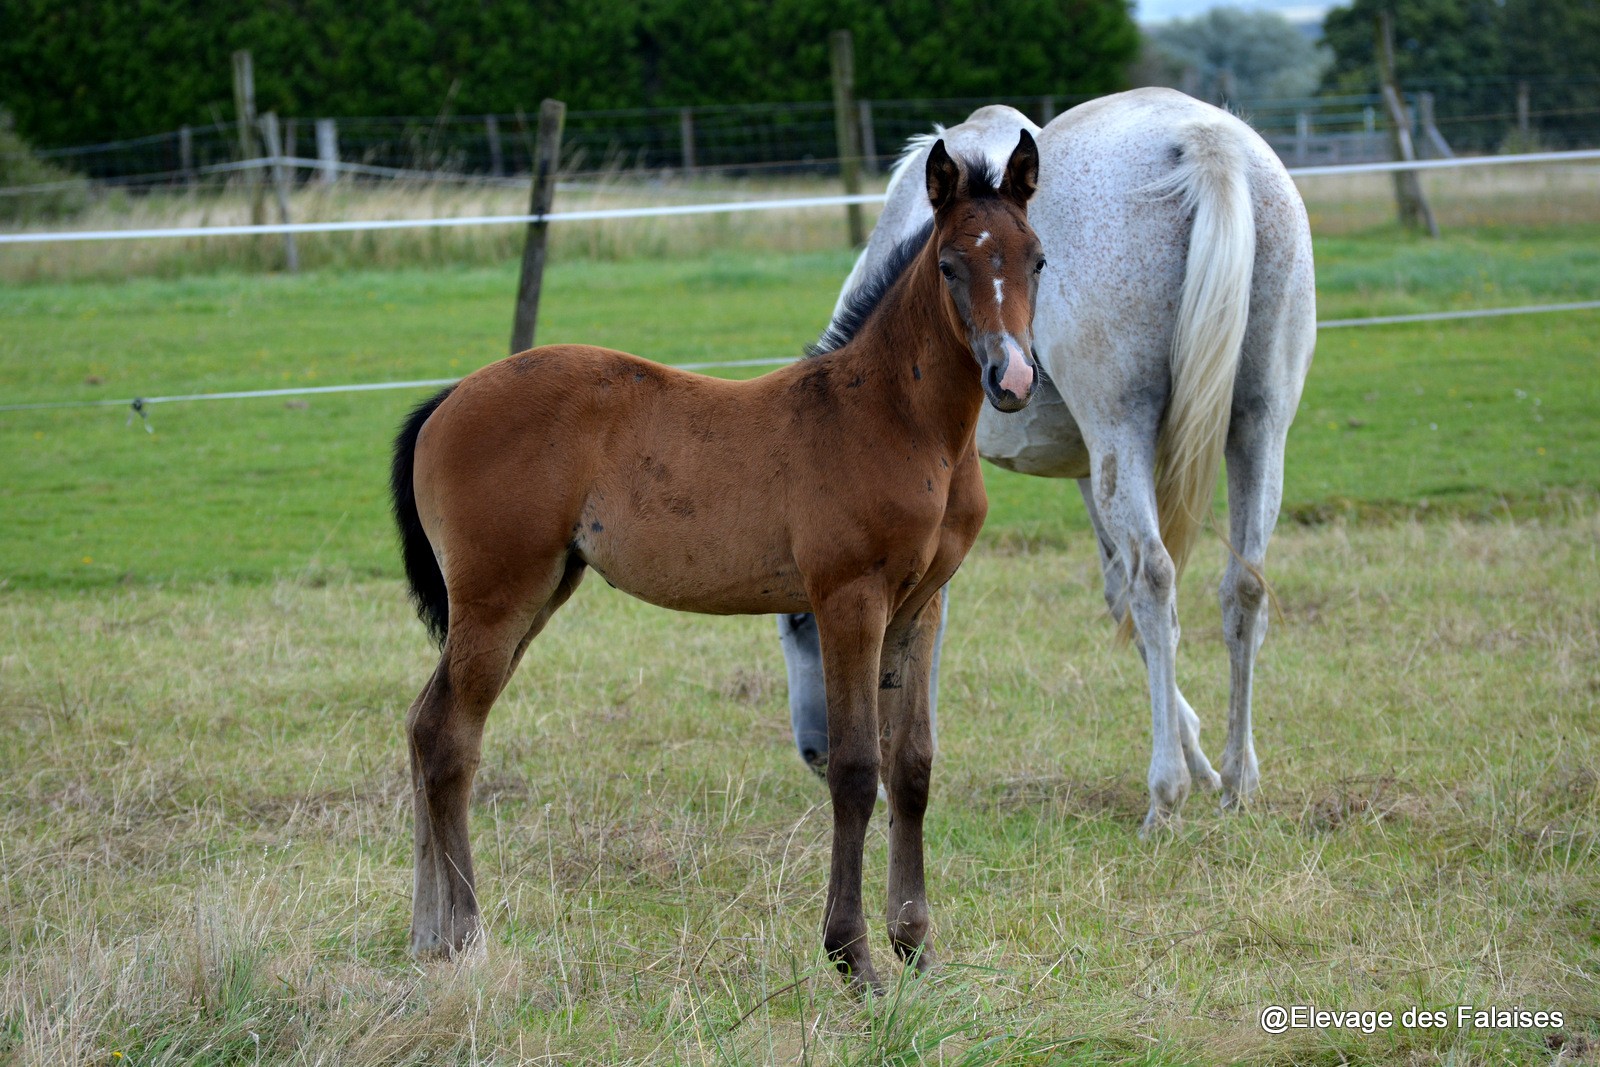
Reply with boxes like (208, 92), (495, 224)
(806, 154), (1003, 358)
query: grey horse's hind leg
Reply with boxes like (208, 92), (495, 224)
(1077, 479), (1220, 793)
(1216, 416), (1290, 809)
(779, 592), (947, 776)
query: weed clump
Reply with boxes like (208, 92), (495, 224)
(0, 109), (89, 221)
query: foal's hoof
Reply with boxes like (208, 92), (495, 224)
(835, 962), (885, 999)
(894, 943), (939, 975)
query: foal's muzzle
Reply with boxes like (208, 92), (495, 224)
(978, 332), (1037, 413)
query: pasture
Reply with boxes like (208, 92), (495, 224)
(2, 221), (1599, 1064)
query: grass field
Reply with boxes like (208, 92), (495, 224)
(3, 226), (1600, 590)
(1, 523), (1596, 1064)
(1, 218), (1599, 1064)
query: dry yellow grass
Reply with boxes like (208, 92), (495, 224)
(1296, 158), (1600, 233)
(1, 515), (1596, 1064)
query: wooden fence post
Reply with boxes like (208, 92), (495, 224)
(258, 112), (299, 273)
(315, 118), (339, 184)
(1516, 81), (1531, 135)
(1375, 12), (1438, 236)
(510, 99), (566, 354)
(1038, 95), (1056, 126)
(231, 49), (266, 227)
(829, 29), (865, 247)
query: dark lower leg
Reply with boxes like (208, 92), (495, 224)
(882, 595), (940, 970)
(814, 587), (888, 993)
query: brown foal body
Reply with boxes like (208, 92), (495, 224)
(394, 134), (1043, 992)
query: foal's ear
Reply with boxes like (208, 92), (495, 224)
(999, 129), (1040, 208)
(926, 139), (960, 215)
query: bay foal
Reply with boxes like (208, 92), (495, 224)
(390, 134), (1044, 990)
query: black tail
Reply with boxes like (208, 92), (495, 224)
(390, 387), (455, 646)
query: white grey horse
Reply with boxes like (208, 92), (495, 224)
(781, 90), (1316, 830)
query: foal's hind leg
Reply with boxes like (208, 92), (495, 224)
(1077, 480), (1220, 792)
(811, 581), (890, 994)
(1217, 419), (1287, 810)
(878, 589), (943, 974)
(408, 557), (585, 957)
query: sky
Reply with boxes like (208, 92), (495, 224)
(1134, 0), (1332, 24)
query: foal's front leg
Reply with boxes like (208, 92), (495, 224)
(879, 588), (943, 973)
(812, 582), (890, 993)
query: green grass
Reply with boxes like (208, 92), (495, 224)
(1, 224), (1599, 1063)
(3, 228), (1600, 590)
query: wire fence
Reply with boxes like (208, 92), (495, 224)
(2, 147), (1598, 416)
(8, 80), (1600, 202)
(5, 147), (1600, 246)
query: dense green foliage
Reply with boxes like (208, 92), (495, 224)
(0, 0), (1137, 147)
(1321, 0), (1600, 149)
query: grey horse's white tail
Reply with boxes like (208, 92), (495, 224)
(1122, 118), (1255, 641)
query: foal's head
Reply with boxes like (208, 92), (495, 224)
(926, 131), (1043, 413)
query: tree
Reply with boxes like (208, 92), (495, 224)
(0, 0), (1139, 147)
(1321, 0), (1505, 103)
(1143, 7), (1331, 101)
(1320, 0), (1600, 151)
(1500, 0), (1600, 149)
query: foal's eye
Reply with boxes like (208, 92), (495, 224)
(938, 261), (955, 280)
(1034, 258), (1047, 274)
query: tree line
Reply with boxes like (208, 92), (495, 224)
(1321, 0), (1600, 149)
(0, 0), (1138, 147)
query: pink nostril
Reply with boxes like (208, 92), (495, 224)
(999, 337), (1034, 396)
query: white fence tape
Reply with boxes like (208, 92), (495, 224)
(4, 148), (1600, 245)
(0, 193), (888, 244)
(4, 303), (1598, 416)
(1286, 147), (1600, 177)
(1318, 300), (1600, 328)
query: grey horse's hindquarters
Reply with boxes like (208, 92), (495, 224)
(778, 593), (948, 776)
